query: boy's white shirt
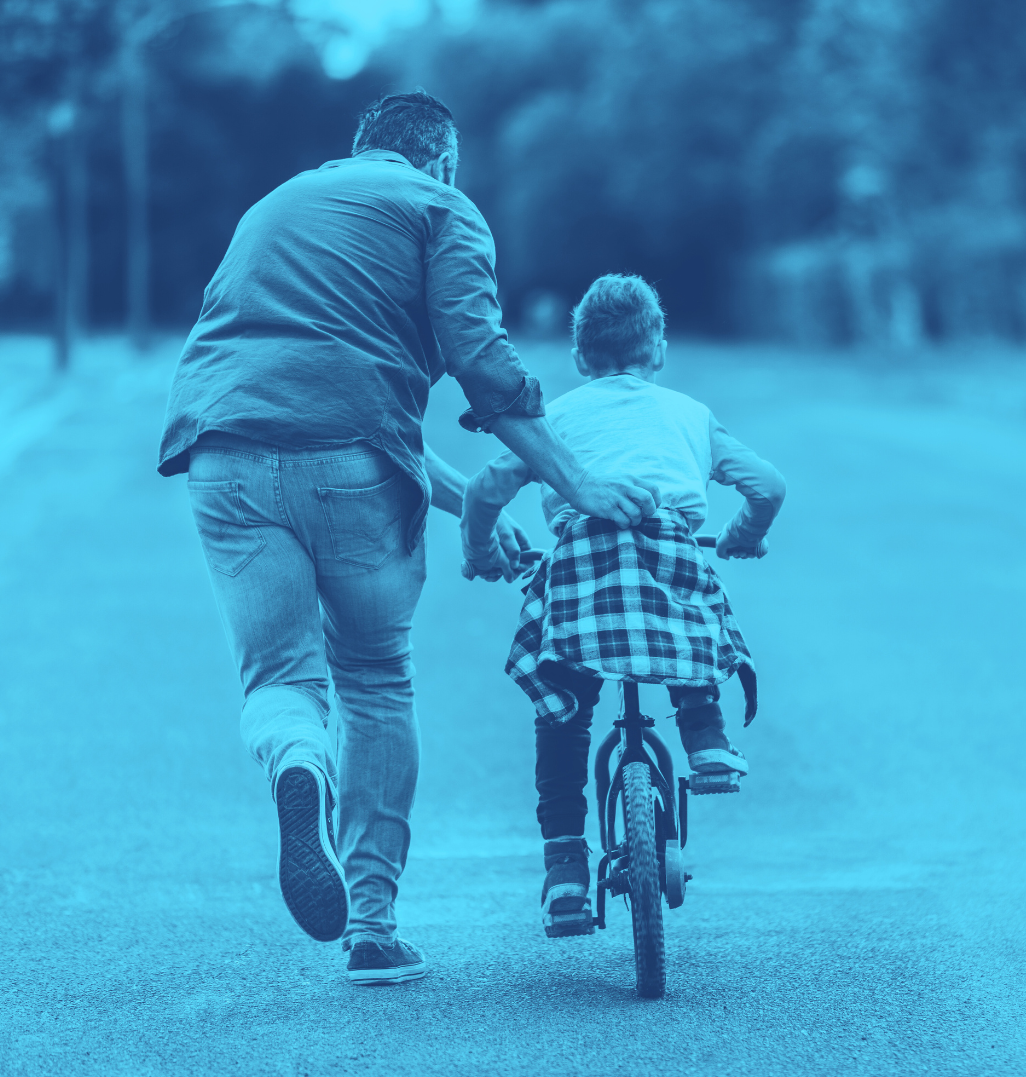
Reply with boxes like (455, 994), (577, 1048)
(461, 372), (785, 567)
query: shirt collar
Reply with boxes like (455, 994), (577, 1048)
(351, 149), (415, 168)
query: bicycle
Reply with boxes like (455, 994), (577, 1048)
(592, 534), (742, 999)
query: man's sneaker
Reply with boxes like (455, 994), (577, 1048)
(275, 764), (349, 942)
(542, 837), (595, 938)
(347, 939), (427, 985)
(679, 726), (749, 776)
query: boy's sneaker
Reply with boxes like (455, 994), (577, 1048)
(275, 764), (349, 942)
(680, 727), (749, 776)
(347, 939), (427, 985)
(542, 837), (595, 938)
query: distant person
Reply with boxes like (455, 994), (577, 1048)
(460, 274), (785, 937)
(157, 94), (659, 983)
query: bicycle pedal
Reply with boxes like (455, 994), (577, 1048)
(544, 912), (596, 938)
(688, 770), (742, 795)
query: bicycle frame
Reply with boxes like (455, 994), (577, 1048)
(584, 534), (749, 988)
(593, 681), (681, 929)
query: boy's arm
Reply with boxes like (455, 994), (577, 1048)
(708, 416), (786, 559)
(425, 444), (533, 569)
(461, 450), (537, 581)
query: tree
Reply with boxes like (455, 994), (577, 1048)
(0, 0), (115, 366)
(0, 0), (205, 360)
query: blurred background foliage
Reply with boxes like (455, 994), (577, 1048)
(2, 0), (1026, 364)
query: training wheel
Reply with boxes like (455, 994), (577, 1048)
(663, 841), (686, 909)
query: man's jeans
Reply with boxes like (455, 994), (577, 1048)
(187, 433), (426, 948)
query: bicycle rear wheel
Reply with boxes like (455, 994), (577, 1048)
(623, 761), (665, 998)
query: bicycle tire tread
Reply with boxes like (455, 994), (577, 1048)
(623, 761), (665, 998)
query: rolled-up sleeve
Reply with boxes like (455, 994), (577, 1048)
(424, 191), (545, 432)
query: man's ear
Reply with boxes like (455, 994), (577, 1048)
(571, 347), (590, 377)
(437, 151), (457, 186)
(421, 152), (457, 186)
(652, 339), (667, 372)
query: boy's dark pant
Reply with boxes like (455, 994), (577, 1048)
(535, 662), (723, 839)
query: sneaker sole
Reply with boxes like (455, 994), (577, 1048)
(276, 767), (349, 943)
(688, 749), (749, 775)
(348, 962), (428, 986)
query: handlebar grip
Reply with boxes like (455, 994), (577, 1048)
(695, 535), (717, 548)
(462, 561), (503, 582)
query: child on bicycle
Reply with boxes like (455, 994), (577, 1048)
(460, 274), (786, 938)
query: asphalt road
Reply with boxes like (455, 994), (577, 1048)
(1, 337), (1024, 1076)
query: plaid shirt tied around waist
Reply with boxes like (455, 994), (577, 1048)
(506, 510), (757, 725)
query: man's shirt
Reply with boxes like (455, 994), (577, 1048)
(157, 148), (541, 548)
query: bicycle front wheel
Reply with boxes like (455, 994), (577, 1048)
(623, 761), (665, 998)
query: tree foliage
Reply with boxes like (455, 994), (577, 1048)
(386, 0), (1026, 339)
(2, 0), (1026, 342)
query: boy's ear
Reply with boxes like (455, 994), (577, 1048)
(571, 347), (590, 377)
(652, 339), (667, 372)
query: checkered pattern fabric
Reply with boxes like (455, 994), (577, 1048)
(506, 510), (756, 724)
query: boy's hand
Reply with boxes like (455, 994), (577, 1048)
(570, 472), (661, 528)
(462, 512), (541, 583)
(461, 547), (544, 582)
(495, 512), (532, 575)
(715, 531), (769, 560)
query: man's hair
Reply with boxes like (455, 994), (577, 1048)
(352, 90), (459, 169)
(571, 274), (666, 372)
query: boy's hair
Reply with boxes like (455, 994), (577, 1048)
(352, 90), (460, 170)
(571, 274), (665, 373)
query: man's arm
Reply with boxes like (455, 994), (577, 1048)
(424, 443), (532, 577)
(461, 450), (536, 581)
(709, 417), (786, 559)
(489, 414), (660, 529)
(423, 194), (540, 430)
(423, 444), (467, 517)
(423, 195), (660, 528)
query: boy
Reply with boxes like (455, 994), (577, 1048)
(460, 274), (786, 937)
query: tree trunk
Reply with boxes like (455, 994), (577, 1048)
(50, 153), (70, 372)
(66, 112), (89, 357)
(48, 94), (88, 372)
(121, 40), (150, 352)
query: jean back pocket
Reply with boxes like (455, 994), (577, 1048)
(317, 475), (402, 570)
(188, 480), (266, 577)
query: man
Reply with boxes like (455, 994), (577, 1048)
(157, 91), (657, 985)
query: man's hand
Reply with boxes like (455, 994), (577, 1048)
(715, 530), (769, 560)
(488, 415), (660, 529)
(570, 473), (661, 529)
